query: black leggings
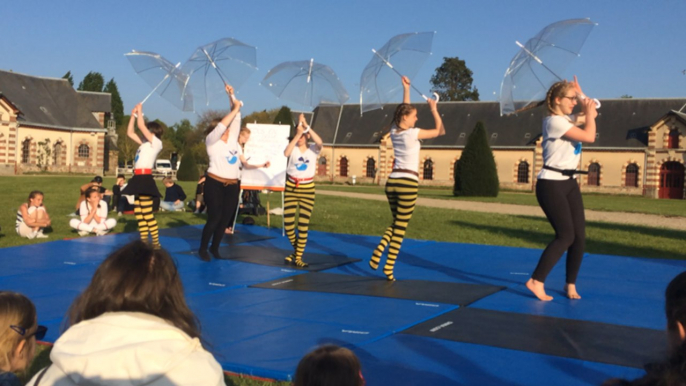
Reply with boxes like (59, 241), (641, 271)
(532, 178), (586, 284)
(200, 177), (240, 252)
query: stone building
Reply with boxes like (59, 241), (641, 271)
(0, 69), (112, 175)
(309, 98), (686, 199)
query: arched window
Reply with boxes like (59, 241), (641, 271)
(423, 159), (434, 180)
(78, 144), (90, 158)
(625, 163), (639, 187)
(21, 139), (30, 164)
(317, 157), (327, 176)
(53, 142), (62, 166)
(366, 158), (376, 178)
(669, 129), (680, 149)
(588, 163), (601, 186)
(517, 161), (529, 183)
(339, 156), (348, 177)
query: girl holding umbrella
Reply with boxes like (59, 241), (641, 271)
(526, 76), (597, 301)
(283, 113), (323, 267)
(122, 104), (164, 249)
(369, 76), (444, 281)
(199, 85), (269, 261)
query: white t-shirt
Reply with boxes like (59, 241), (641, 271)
(79, 200), (109, 224)
(537, 115), (582, 181)
(287, 144), (321, 179)
(206, 113), (242, 179)
(389, 126), (420, 180)
(133, 136), (163, 170)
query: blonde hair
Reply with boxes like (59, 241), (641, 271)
(162, 177), (174, 185)
(0, 292), (36, 371)
(545, 81), (574, 115)
(240, 127), (251, 136)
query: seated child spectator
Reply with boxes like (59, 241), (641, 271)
(69, 187), (117, 236)
(29, 241), (225, 386)
(160, 177), (187, 212)
(0, 291), (46, 386)
(603, 270), (686, 386)
(294, 345), (365, 386)
(75, 176), (112, 214)
(192, 175), (207, 214)
(16, 191), (51, 239)
(112, 174), (135, 215)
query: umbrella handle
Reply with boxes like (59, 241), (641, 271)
(579, 94), (601, 109)
(420, 92), (440, 102)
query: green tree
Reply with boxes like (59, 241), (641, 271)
(176, 151), (200, 181)
(454, 121), (498, 197)
(169, 119), (194, 153)
(430, 57), (479, 101)
(62, 71), (74, 87)
(620, 94), (633, 99)
(78, 72), (105, 92)
(116, 115), (137, 164)
(104, 78), (124, 126)
(273, 106), (294, 136)
(243, 108), (281, 125)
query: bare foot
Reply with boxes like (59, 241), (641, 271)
(526, 278), (553, 301)
(224, 227), (234, 235)
(564, 284), (581, 300)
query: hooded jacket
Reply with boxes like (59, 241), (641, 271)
(28, 312), (225, 386)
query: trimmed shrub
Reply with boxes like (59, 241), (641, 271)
(176, 151), (199, 181)
(454, 121), (499, 197)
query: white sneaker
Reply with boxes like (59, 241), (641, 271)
(175, 208), (185, 212)
(95, 229), (110, 236)
(117, 212), (123, 217)
(36, 232), (49, 239)
(78, 230), (89, 237)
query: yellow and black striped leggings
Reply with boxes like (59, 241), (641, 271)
(284, 179), (315, 261)
(134, 195), (160, 248)
(371, 177), (418, 280)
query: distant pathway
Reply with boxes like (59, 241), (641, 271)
(317, 190), (686, 231)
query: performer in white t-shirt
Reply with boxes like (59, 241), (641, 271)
(121, 103), (164, 249)
(526, 76), (597, 301)
(369, 77), (445, 281)
(282, 113), (323, 267)
(70, 187), (117, 236)
(198, 85), (269, 261)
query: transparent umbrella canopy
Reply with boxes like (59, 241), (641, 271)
(261, 59), (349, 107)
(499, 18), (598, 116)
(124, 50), (194, 112)
(360, 31), (435, 115)
(181, 37), (258, 107)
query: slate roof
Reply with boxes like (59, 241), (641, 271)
(311, 98), (686, 149)
(0, 69), (109, 131)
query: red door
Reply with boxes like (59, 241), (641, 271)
(659, 162), (684, 199)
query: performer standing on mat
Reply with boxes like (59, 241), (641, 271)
(122, 103), (164, 249)
(369, 76), (444, 281)
(199, 85), (269, 261)
(526, 76), (597, 301)
(283, 113), (323, 267)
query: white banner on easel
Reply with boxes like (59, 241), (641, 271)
(241, 123), (289, 191)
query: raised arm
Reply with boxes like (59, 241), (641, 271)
(562, 97), (597, 143)
(126, 105), (143, 145)
(220, 85), (241, 128)
(299, 113), (323, 151)
(417, 98), (445, 140)
(136, 104), (156, 144)
(402, 76), (411, 104)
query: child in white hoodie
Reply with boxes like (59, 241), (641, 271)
(29, 241), (225, 386)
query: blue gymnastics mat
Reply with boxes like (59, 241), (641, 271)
(0, 224), (683, 384)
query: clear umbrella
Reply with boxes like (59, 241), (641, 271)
(181, 37), (257, 106)
(360, 31), (436, 115)
(499, 18), (600, 116)
(261, 59), (349, 107)
(124, 50), (194, 112)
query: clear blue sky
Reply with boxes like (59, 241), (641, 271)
(3, 0), (685, 126)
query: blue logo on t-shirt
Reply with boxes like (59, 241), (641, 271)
(574, 143), (582, 155)
(226, 150), (238, 165)
(295, 156), (309, 171)
(134, 149), (141, 164)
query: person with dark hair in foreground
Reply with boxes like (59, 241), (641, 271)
(294, 345), (365, 386)
(28, 241), (225, 385)
(604, 271), (686, 386)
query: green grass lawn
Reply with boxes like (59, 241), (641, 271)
(5, 175), (686, 385)
(316, 183), (686, 218)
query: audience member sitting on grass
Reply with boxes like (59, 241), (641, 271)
(603, 270), (686, 386)
(28, 241), (225, 386)
(0, 291), (46, 386)
(160, 177), (187, 212)
(294, 345), (365, 386)
(69, 187), (117, 236)
(75, 176), (112, 215)
(111, 174), (135, 216)
(16, 191), (51, 239)
(192, 174), (207, 214)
